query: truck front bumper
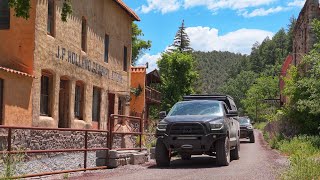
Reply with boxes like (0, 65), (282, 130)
(158, 133), (226, 153)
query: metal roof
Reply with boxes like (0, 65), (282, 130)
(0, 66), (35, 78)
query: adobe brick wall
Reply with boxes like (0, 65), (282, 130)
(293, 0), (320, 65)
(31, 0), (134, 129)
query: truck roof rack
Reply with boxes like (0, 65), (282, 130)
(183, 94), (237, 111)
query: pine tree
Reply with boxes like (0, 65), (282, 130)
(168, 20), (193, 53)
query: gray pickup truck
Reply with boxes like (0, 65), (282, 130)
(155, 95), (240, 167)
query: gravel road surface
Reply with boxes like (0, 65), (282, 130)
(67, 130), (288, 180)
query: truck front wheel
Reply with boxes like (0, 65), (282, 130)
(216, 136), (230, 166)
(249, 133), (255, 143)
(155, 138), (170, 167)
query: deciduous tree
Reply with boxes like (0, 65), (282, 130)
(158, 52), (198, 112)
(132, 22), (152, 65)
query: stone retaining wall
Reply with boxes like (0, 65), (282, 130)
(0, 128), (108, 151)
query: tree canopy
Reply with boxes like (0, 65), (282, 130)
(158, 52), (198, 112)
(132, 22), (152, 65)
(8, 0), (72, 21)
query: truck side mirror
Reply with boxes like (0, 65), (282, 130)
(227, 110), (238, 117)
(159, 111), (167, 119)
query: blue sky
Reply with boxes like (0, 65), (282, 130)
(123, 0), (306, 71)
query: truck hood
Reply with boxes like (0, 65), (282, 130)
(163, 115), (223, 123)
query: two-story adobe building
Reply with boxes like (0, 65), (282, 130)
(0, 0), (139, 130)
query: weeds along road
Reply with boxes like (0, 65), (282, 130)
(71, 130), (288, 180)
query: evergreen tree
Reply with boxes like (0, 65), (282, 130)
(168, 20), (193, 53)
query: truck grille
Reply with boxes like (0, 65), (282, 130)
(169, 123), (205, 135)
(240, 126), (247, 130)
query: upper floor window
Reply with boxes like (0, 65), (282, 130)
(104, 34), (109, 63)
(81, 17), (87, 52)
(40, 73), (52, 116)
(74, 82), (84, 119)
(47, 0), (55, 36)
(123, 46), (128, 71)
(0, 0), (10, 30)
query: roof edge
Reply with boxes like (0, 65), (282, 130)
(114, 0), (140, 21)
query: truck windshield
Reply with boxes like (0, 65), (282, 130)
(167, 101), (223, 116)
(238, 118), (250, 125)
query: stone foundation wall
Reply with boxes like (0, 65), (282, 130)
(0, 128), (108, 151)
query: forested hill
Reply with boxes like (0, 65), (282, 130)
(193, 50), (247, 94)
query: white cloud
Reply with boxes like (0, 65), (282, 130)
(136, 53), (161, 72)
(241, 6), (286, 17)
(183, 0), (276, 11)
(185, 26), (274, 54)
(139, 0), (278, 14)
(288, 0), (305, 7)
(139, 0), (181, 14)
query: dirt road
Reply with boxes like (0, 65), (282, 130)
(70, 130), (288, 180)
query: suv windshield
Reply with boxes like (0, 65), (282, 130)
(168, 101), (223, 116)
(238, 117), (250, 125)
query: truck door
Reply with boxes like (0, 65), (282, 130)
(224, 104), (237, 146)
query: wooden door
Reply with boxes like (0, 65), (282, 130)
(59, 80), (69, 128)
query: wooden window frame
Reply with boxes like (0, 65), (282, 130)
(81, 17), (87, 52)
(47, 0), (55, 36)
(92, 87), (101, 122)
(123, 46), (128, 71)
(104, 34), (109, 63)
(74, 82), (84, 120)
(0, 0), (10, 30)
(40, 74), (52, 116)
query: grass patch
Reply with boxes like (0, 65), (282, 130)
(269, 135), (320, 180)
(254, 122), (267, 131)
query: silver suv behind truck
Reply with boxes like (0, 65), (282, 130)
(155, 95), (240, 167)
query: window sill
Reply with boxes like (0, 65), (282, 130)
(39, 115), (54, 121)
(47, 33), (55, 38)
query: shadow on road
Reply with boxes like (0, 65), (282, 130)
(148, 156), (223, 169)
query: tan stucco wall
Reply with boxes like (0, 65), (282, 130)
(0, 0), (36, 74)
(130, 68), (146, 115)
(32, 0), (133, 129)
(0, 71), (33, 126)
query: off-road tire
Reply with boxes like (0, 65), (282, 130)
(155, 139), (170, 167)
(181, 154), (191, 160)
(216, 136), (230, 166)
(249, 133), (255, 143)
(230, 139), (240, 160)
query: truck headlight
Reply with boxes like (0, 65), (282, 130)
(247, 125), (253, 129)
(157, 123), (168, 131)
(210, 120), (224, 130)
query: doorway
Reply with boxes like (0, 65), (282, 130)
(59, 79), (70, 128)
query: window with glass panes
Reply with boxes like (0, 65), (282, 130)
(47, 0), (55, 35)
(0, 0), (10, 30)
(40, 75), (51, 116)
